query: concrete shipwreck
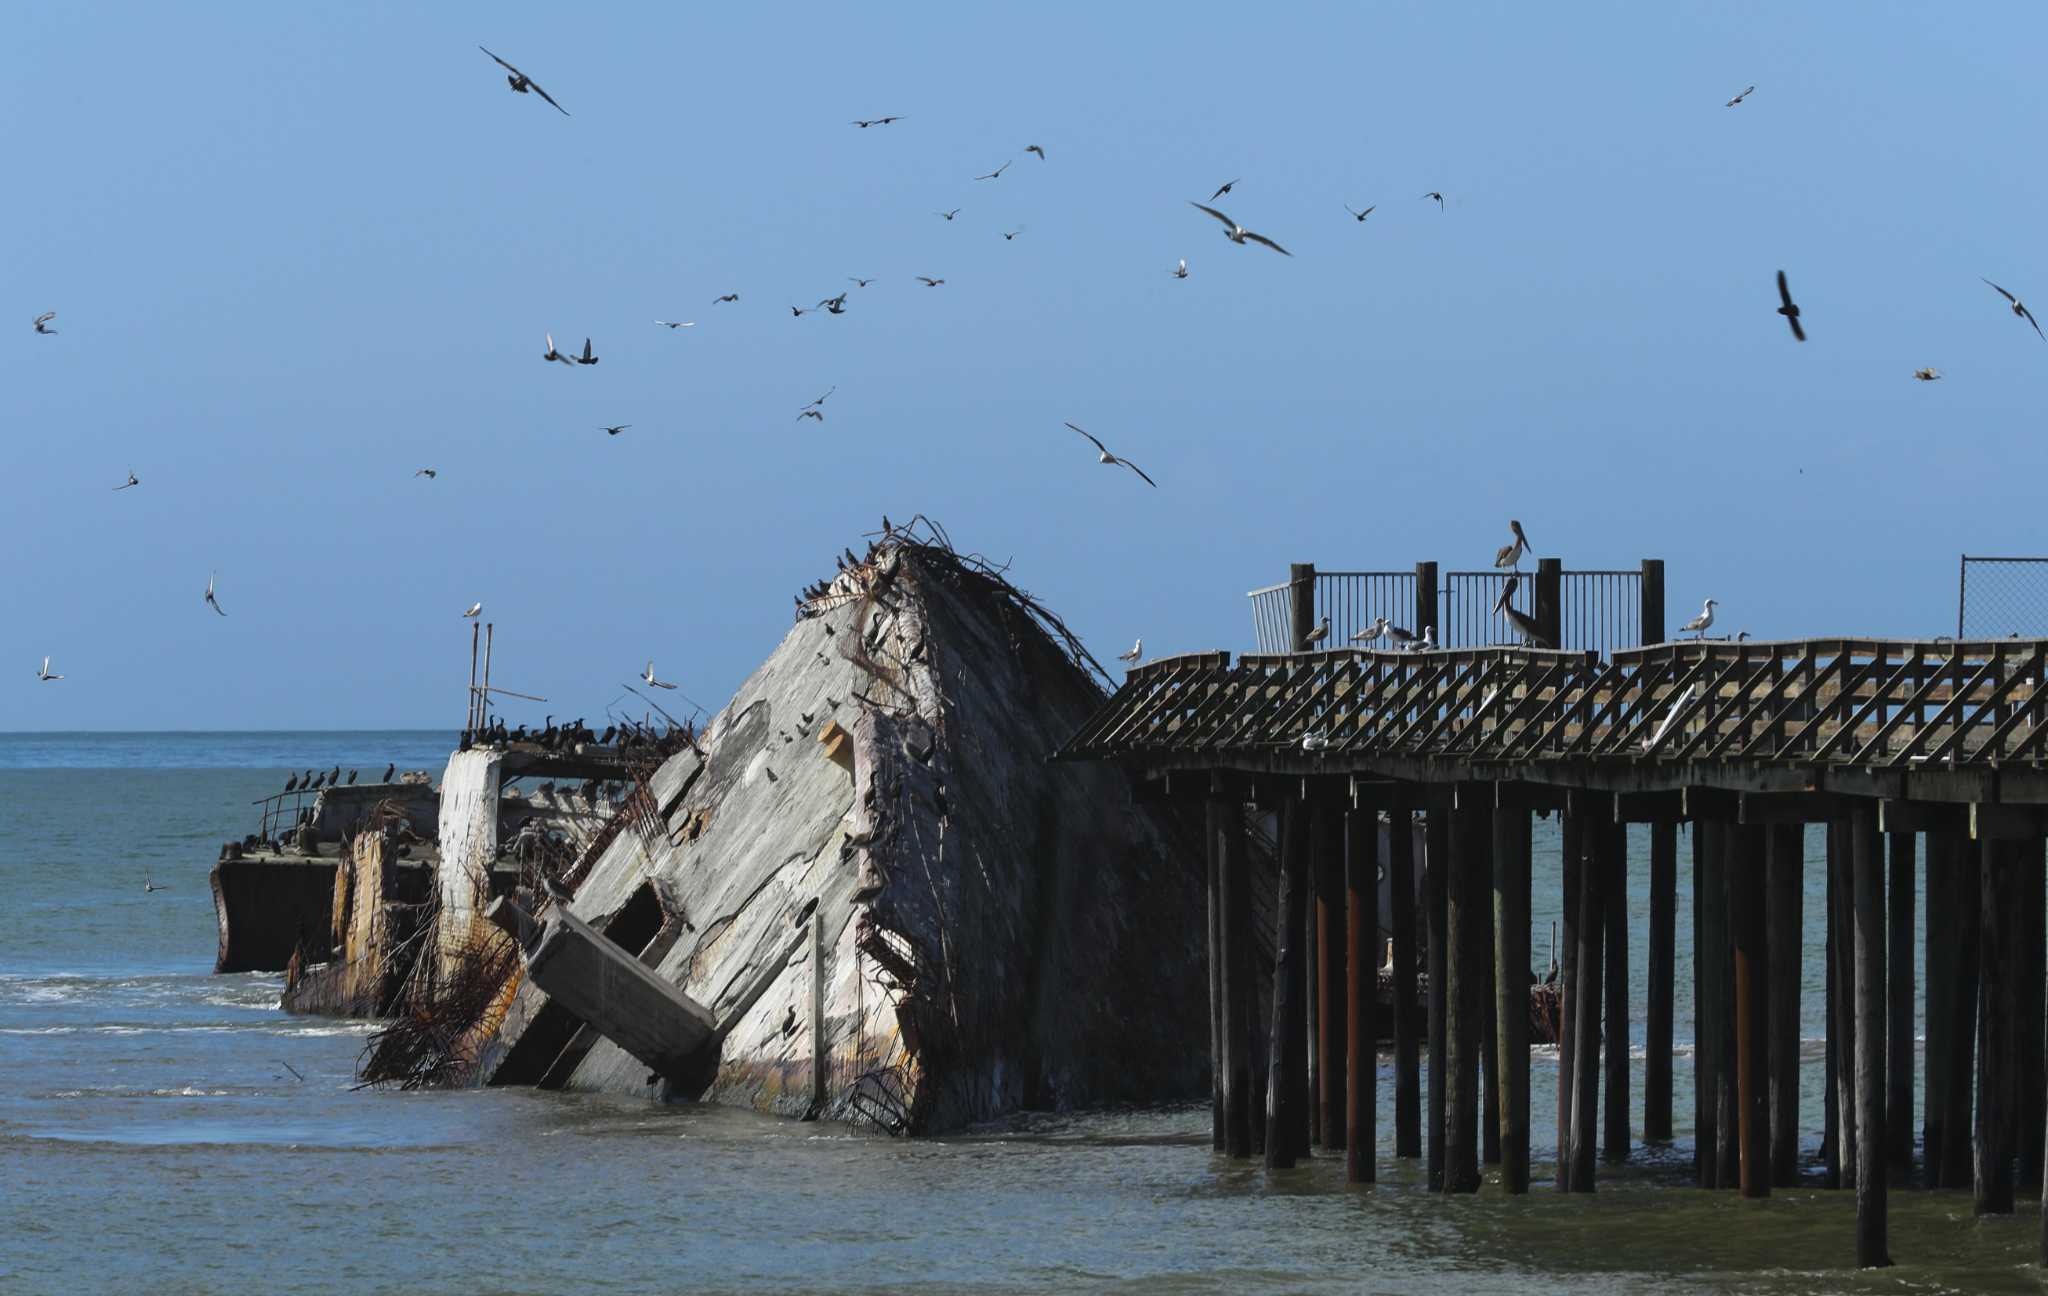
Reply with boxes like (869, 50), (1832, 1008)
(330, 527), (1212, 1132)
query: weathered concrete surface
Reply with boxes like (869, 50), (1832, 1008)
(435, 748), (504, 975)
(210, 855), (338, 973)
(480, 542), (1210, 1133)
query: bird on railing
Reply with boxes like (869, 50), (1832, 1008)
(310, 771), (326, 790)
(327, 765), (341, 786)
(1384, 623), (1421, 651)
(284, 773), (298, 792)
(346, 769), (358, 785)
(1118, 639), (1142, 665)
(1494, 520), (1531, 573)
(382, 762), (395, 783)
(1680, 598), (1718, 640)
(1302, 616), (1330, 649)
(1493, 576), (1552, 647)
(1418, 626), (1437, 651)
(1350, 616), (1390, 646)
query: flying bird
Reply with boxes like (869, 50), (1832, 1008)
(1422, 192), (1444, 208)
(602, 425), (630, 436)
(712, 293), (740, 304)
(1983, 280), (2044, 340)
(462, 602), (482, 618)
(798, 409), (824, 423)
(1025, 144), (1046, 160)
(1345, 204), (1375, 222)
(791, 305), (813, 317)
(33, 311), (56, 334)
(1188, 202), (1291, 256)
(1726, 85), (1756, 107)
(805, 386), (835, 409)
(936, 209), (961, 221)
(974, 161), (1011, 181)
(575, 337), (599, 365)
(1680, 598), (1718, 640)
(642, 661), (679, 690)
(1775, 270), (1805, 341)
(37, 656), (62, 682)
(654, 320), (695, 329)
(204, 571), (226, 617)
(542, 333), (576, 367)
(114, 470), (139, 491)
(1001, 229), (1022, 241)
(1913, 367), (1942, 382)
(848, 278), (876, 288)
(1209, 179), (1239, 202)
(1171, 258), (1188, 279)
(818, 292), (848, 313)
(478, 47), (569, 115)
(1494, 520), (1531, 572)
(1065, 422), (1157, 487)
(1118, 639), (1142, 664)
(851, 116), (904, 128)
(1302, 616), (1330, 648)
(916, 276), (946, 287)
(414, 468), (437, 478)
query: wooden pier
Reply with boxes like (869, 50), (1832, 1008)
(1060, 571), (2048, 1268)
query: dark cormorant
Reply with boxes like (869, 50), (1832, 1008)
(284, 773), (299, 792)
(346, 769), (358, 785)
(382, 762), (396, 782)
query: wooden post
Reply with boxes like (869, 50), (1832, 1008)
(1977, 838), (2018, 1214)
(1716, 821), (1740, 1188)
(1830, 820), (1859, 1190)
(1558, 812), (1582, 1188)
(1732, 823), (1770, 1198)
(1209, 800), (1225, 1151)
(1289, 562), (1317, 654)
(1494, 795), (1532, 1194)
(1306, 877), (1320, 1150)
(1535, 558), (1562, 650)
(466, 620), (481, 735)
(1345, 807), (1377, 1183)
(1427, 810), (1450, 1189)
(1640, 558), (1666, 646)
(1853, 804), (1891, 1267)
(1315, 801), (1346, 1152)
(1444, 793), (1488, 1193)
(1694, 819), (1725, 1188)
(1568, 810), (1605, 1193)
(1767, 823), (1804, 1187)
(1482, 916), (1500, 1168)
(1415, 561), (1439, 649)
(1923, 827), (1953, 1186)
(1390, 807), (1421, 1159)
(2019, 838), (2045, 1196)
(1603, 819), (1629, 1164)
(1937, 830), (1980, 1190)
(1886, 832), (1916, 1179)
(1645, 820), (1677, 1142)
(1219, 797), (1254, 1159)
(1265, 801), (1311, 1169)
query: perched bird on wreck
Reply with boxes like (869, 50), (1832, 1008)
(1350, 615), (1390, 645)
(462, 602), (482, 618)
(37, 656), (63, 682)
(542, 333), (576, 367)
(310, 771), (326, 790)
(114, 470), (139, 491)
(1983, 279), (2044, 340)
(346, 769), (357, 785)
(478, 47), (569, 115)
(1680, 598), (1718, 640)
(642, 661), (679, 690)
(382, 762), (396, 782)
(575, 337), (599, 365)
(284, 773), (298, 792)
(1775, 270), (1805, 341)
(33, 311), (57, 334)
(1494, 519), (1531, 572)
(1118, 639), (1142, 664)
(327, 765), (341, 786)
(204, 571), (226, 617)
(1188, 202), (1291, 256)
(1065, 423), (1157, 487)
(1302, 615), (1330, 648)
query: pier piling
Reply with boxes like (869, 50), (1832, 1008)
(1852, 805), (1890, 1267)
(1567, 810), (1604, 1193)
(1766, 823), (1803, 1187)
(1886, 831), (1915, 1180)
(1444, 792), (1488, 1193)
(1389, 806), (1421, 1159)
(1345, 804), (1376, 1183)
(1732, 823), (1769, 1198)
(1208, 800), (1225, 1151)
(1427, 811), (1449, 1190)
(1829, 821), (1859, 1188)
(1603, 818), (1629, 1164)
(1938, 831), (1980, 1189)
(1694, 820), (1726, 1188)
(1315, 800), (1346, 1153)
(1558, 813), (1582, 1190)
(1976, 838), (2018, 1214)
(1265, 801), (1311, 1169)
(1645, 820), (1677, 1143)
(1493, 793), (1532, 1194)
(1217, 794), (1254, 1159)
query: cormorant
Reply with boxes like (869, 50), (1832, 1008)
(346, 769), (358, 785)
(382, 762), (395, 782)
(284, 773), (299, 792)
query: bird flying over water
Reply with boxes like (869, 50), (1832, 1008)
(1345, 204), (1375, 222)
(203, 572), (226, 616)
(1983, 280), (2044, 340)
(1188, 202), (1291, 256)
(974, 161), (1011, 181)
(851, 116), (903, 128)
(643, 661), (679, 690)
(654, 320), (694, 329)
(1681, 598), (1718, 640)
(1913, 368), (1942, 381)
(1726, 85), (1756, 107)
(936, 209), (960, 221)
(1026, 144), (1046, 160)
(575, 337), (599, 365)
(543, 333), (576, 367)
(712, 293), (739, 304)
(1065, 423), (1157, 487)
(791, 305), (812, 317)
(1495, 520), (1530, 572)
(37, 656), (62, 682)
(114, 470), (139, 491)
(1422, 192), (1444, 208)
(415, 467), (437, 478)
(478, 47), (568, 115)
(1209, 179), (1239, 202)
(798, 409), (824, 422)
(1775, 271), (1805, 341)
(462, 602), (482, 618)
(602, 425), (630, 436)
(1002, 229), (1022, 241)
(33, 311), (56, 334)
(848, 278), (876, 288)
(1171, 258), (1188, 279)
(1118, 639), (1142, 664)
(805, 386), (835, 409)
(916, 276), (945, 287)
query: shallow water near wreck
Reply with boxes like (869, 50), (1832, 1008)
(0, 734), (2040, 1294)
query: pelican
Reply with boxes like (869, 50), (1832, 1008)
(1984, 279), (2044, 340)
(543, 333), (576, 367)
(33, 311), (57, 334)
(1065, 423), (1157, 487)
(1349, 615), (1389, 645)
(1171, 258), (1188, 279)
(478, 47), (569, 115)
(642, 660), (679, 690)
(1494, 577), (1552, 647)
(462, 602), (482, 618)
(37, 656), (62, 682)
(204, 571), (226, 617)
(1118, 639), (1142, 664)
(1188, 202), (1291, 256)
(114, 470), (139, 491)
(1494, 520), (1531, 572)
(1302, 616), (1330, 648)
(1680, 598), (1717, 640)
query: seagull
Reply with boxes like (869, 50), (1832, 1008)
(805, 387), (835, 409)
(478, 47), (569, 115)
(33, 311), (57, 334)
(712, 293), (740, 304)
(1208, 179), (1239, 202)
(414, 468), (437, 478)
(143, 874), (166, 893)
(1913, 368), (1942, 381)
(37, 656), (62, 682)
(1345, 204), (1376, 222)
(936, 209), (960, 221)
(974, 161), (1011, 181)
(1422, 192), (1444, 208)
(1349, 615), (1389, 645)
(791, 305), (813, 317)
(575, 337), (599, 365)
(1418, 626), (1437, 651)
(642, 660), (679, 690)
(1726, 85), (1756, 107)
(848, 278), (876, 288)
(1065, 422), (1157, 487)
(916, 277), (946, 287)
(798, 409), (824, 423)
(1026, 144), (1046, 160)
(1385, 623), (1421, 650)
(602, 425), (630, 436)
(1188, 202), (1291, 256)
(462, 602), (482, 618)
(1680, 598), (1718, 640)
(1118, 639), (1142, 663)
(851, 116), (904, 128)
(204, 571), (226, 617)
(819, 292), (848, 313)
(114, 470), (139, 491)
(654, 320), (695, 329)
(1775, 271), (1805, 341)
(1494, 520), (1531, 572)
(543, 333), (576, 367)
(1983, 280), (2044, 340)
(1302, 732), (1329, 752)
(1301, 616), (1330, 648)
(1001, 229), (1022, 241)
(1171, 258), (1188, 279)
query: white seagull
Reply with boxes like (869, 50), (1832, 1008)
(1301, 615), (1330, 648)
(1680, 598), (1718, 640)
(114, 470), (139, 491)
(1171, 258), (1188, 279)
(1065, 423), (1157, 487)
(33, 311), (57, 335)
(542, 333), (576, 367)
(1726, 85), (1756, 107)
(642, 660), (679, 690)
(462, 602), (482, 619)
(1418, 626), (1437, 651)
(37, 656), (63, 682)
(1188, 202), (1292, 256)
(204, 572), (226, 617)
(1349, 615), (1389, 645)
(1118, 639), (1142, 664)
(1494, 520), (1530, 572)
(654, 320), (695, 329)
(1384, 623), (1422, 651)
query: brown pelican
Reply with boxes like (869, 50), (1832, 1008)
(1494, 520), (1531, 572)
(477, 47), (569, 115)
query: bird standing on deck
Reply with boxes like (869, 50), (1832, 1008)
(1494, 520), (1531, 573)
(1493, 575), (1552, 647)
(1349, 616), (1389, 645)
(1775, 271), (1805, 341)
(1302, 616), (1330, 648)
(37, 656), (63, 681)
(1065, 423), (1157, 487)
(1681, 598), (1718, 640)
(1384, 623), (1421, 651)
(1983, 279), (2045, 340)
(1118, 639), (1142, 664)
(478, 47), (569, 115)
(204, 572), (226, 616)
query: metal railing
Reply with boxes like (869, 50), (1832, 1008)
(1559, 569), (1645, 660)
(1959, 556), (2048, 638)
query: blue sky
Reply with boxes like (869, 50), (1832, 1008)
(8, 3), (2047, 730)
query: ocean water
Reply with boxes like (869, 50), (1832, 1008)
(0, 732), (2039, 1295)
